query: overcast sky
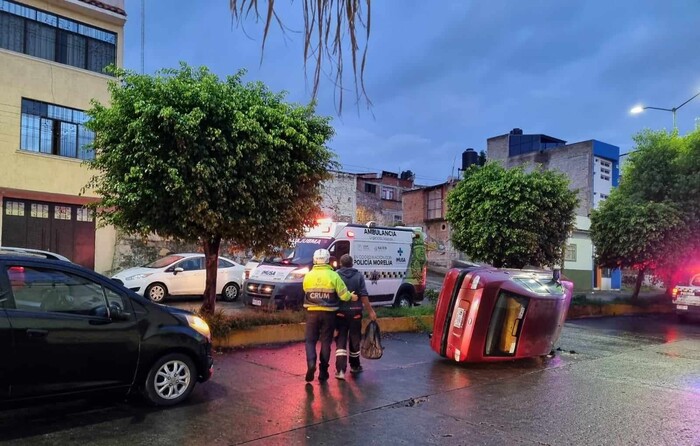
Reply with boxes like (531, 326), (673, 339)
(123, 0), (700, 185)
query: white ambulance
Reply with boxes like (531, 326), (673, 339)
(242, 220), (427, 310)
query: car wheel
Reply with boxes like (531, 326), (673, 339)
(221, 282), (240, 302)
(393, 292), (412, 308)
(146, 283), (168, 303)
(143, 353), (197, 406)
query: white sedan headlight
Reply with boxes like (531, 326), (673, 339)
(125, 273), (153, 281)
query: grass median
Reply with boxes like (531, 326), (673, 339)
(193, 303), (438, 339)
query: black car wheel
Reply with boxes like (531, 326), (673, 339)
(393, 292), (413, 308)
(143, 353), (197, 406)
(146, 283), (168, 303)
(221, 282), (240, 302)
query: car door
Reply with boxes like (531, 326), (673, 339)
(0, 271), (12, 399)
(167, 257), (205, 295)
(3, 261), (140, 399)
(217, 258), (241, 291)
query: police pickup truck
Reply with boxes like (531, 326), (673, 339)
(672, 273), (700, 321)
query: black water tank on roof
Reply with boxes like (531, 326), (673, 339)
(510, 128), (523, 135)
(462, 148), (478, 171)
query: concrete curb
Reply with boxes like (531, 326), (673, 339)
(566, 303), (674, 319)
(213, 304), (675, 349)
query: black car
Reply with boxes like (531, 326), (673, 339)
(0, 251), (213, 406)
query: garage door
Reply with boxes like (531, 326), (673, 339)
(2, 198), (95, 269)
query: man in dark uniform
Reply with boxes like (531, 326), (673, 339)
(334, 254), (377, 379)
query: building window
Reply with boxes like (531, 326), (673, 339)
(601, 174), (610, 181)
(5, 200), (24, 216)
(381, 186), (396, 201)
(600, 193), (609, 200)
(54, 205), (72, 220)
(393, 214), (402, 223)
(427, 189), (442, 220)
(364, 183), (377, 194)
(77, 207), (93, 222)
(564, 244), (577, 262)
(20, 98), (94, 160)
(0, 0), (116, 74)
(30, 203), (49, 218)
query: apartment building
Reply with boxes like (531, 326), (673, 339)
(487, 128), (621, 290)
(0, 0), (126, 272)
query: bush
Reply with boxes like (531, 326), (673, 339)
(194, 308), (234, 339)
(425, 288), (439, 305)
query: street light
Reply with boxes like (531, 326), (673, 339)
(629, 91), (700, 130)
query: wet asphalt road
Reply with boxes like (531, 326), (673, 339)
(1, 315), (699, 445)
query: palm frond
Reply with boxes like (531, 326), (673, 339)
(230, 0), (372, 114)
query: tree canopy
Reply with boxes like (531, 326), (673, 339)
(85, 63), (336, 312)
(447, 162), (578, 269)
(591, 129), (700, 297)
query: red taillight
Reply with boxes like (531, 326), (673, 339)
(9, 266), (25, 273)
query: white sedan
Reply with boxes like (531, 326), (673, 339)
(112, 253), (245, 303)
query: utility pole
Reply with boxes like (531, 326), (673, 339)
(141, 0), (145, 74)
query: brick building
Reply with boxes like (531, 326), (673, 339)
(355, 171), (414, 226)
(402, 180), (460, 268)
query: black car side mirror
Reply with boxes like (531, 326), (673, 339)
(109, 302), (131, 321)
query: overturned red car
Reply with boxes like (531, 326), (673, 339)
(431, 266), (573, 363)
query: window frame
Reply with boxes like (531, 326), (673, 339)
(427, 188), (443, 220)
(20, 98), (94, 160)
(0, 0), (117, 74)
(564, 244), (577, 262)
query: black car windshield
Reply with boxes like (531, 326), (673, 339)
(145, 255), (184, 268)
(287, 238), (331, 265)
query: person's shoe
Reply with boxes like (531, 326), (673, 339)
(318, 368), (330, 381)
(350, 365), (363, 374)
(335, 370), (345, 380)
(305, 365), (316, 382)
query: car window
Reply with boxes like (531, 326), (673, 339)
(177, 257), (204, 271)
(691, 275), (700, 287)
(146, 255), (184, 268)
(8, 265), (110, 317)
(218, 258), (234, 268)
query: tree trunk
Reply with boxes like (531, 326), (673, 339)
(631, 268), (645, 301)
(200, 235), (222, 315)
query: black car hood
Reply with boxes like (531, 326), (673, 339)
(159, 305), (194, 316)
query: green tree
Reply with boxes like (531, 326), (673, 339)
(591, 128), (700, 297)
(230, 0), (372, 113)
(590, 193), (685, 299)
(84, 64), (336, 314)
(447, 163), (578, 269)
